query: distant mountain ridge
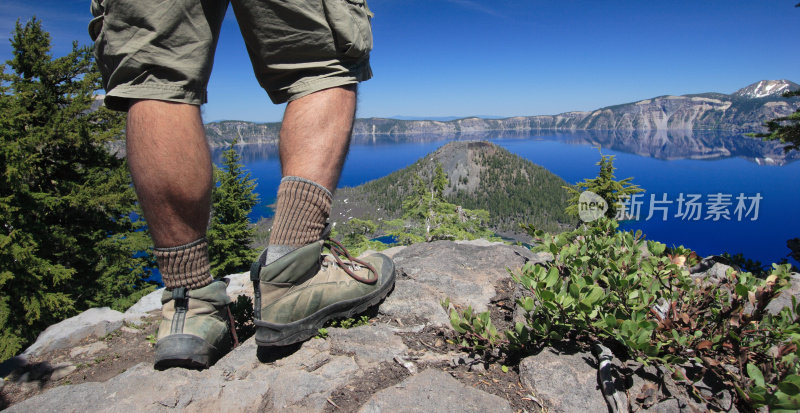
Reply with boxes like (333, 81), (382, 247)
(203, 80), (800, 147)
(731, 79), (799, 99)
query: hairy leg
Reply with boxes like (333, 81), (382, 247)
(279, 85), (357, 191)
(126, 100), (212, 248)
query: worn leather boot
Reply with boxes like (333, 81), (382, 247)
(154, 280), (237, 369)
(250, 237), (395, 347)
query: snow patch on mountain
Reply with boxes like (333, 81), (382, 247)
(732, 79), (800, 99)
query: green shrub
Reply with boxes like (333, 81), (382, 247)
(446, 217), (800, 411)
(231, 295), (255, 342)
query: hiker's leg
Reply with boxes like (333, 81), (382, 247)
(92, 0), (233, 369)
(264, 85), (356, 263)
(126, 100), (233, 369)
(126, 100), (212, 249)
(242, 0), (394, 348)
(279, 84), (357, 192)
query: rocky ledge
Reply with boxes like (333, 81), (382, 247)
(2, 241), (798, 412)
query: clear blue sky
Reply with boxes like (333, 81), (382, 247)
(2, 0), (798, 122)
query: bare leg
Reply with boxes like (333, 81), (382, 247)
(279, 85), (357, 191)
(126, 100), (212, 248)
(263, 85), (357, 263)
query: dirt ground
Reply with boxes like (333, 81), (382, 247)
(1, 314), (159, 410)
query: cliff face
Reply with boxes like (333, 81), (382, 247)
(203, 80), (800, 147)
(204, 120), (281, 147)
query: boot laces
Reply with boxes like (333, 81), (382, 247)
(323, 238), (379, 285)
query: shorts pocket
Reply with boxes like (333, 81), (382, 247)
(88, 0), (104, 41)
(323, 0), (374, 59)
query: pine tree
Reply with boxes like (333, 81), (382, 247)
(207, 139), (259, 277)
(751, 89), (800, 152)
(564, 150), (644, 221)
(333, 218), (387, 257)
(388, 161), (495, 243)
(0, 18), (155, 361)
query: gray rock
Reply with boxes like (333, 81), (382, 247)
(391, 241), (531, 315)
(328, 325), (408, 369)
(358, 369), (512, 413)
(642, 398), (682, 412)
(7, 359), (276, 413)
(379, 279), (450, 326)
(453, 238), (506, 247)
(48, 364), (76, 381)
(262, 355), (359, 411)
(519, 349), (608, 413)
(23, 307), (134, 357)
(124, 288), (163, 315)
(224, 271), (253, 298)
(691, 262), (734, 285)
(220, 337), (359, 412)
(528, 251), (554, 265)
(361, 245), (406, 259)
(69, 341), (108, 358)
(210, 336), (265, 380)
(6, 363), (195, 413)
(120, 326), (143, 334)
(767, 273), (800, 315)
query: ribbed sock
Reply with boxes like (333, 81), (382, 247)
(154, 238), (214, 289)
(265, 176), (332, 265)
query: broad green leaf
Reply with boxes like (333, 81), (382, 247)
(777, 375), (800, 396)
(771, 391), (800, 411)
(540, 290), (555, 302)
(479, 311), (490, 325)
(519, 297), (535, 312)
(584, 286), (604, 305)
(647, 241), (666, 256)
(450, 311), (466, 333)
(747, 363), (765, 388)
(545, 267), (560, 288)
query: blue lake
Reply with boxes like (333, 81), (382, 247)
(213, 130), (800, 268)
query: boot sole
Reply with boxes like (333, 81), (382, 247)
(254, 254), (396, 347)
(154, 334), (221, 370)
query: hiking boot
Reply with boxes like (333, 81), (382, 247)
(250, 238), (395, 347)
(154, 280), (238, 370)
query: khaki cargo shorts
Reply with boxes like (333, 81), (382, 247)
(88, 0), (373, 111)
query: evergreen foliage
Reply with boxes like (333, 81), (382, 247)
(385, 162), (497, 244)
(564, 150), (644, 220)
(447, 147), (576, 233)
(751, 89), (800, 153)
(0, 19), (155, 361)
(332, 218), (387, 257)
(207, 139), (259, 277)
(335, 161), (498, 253)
